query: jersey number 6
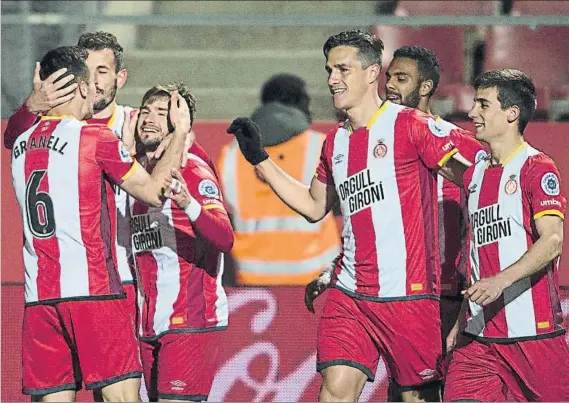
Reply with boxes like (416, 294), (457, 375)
(25, 170), (56, 238)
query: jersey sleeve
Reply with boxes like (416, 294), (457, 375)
(407, 111), (457, 170)
(4, 102), (40, 149)
(315, 134), (334, 185)
(94, 126), (137, 185)
(451, 128), (488, 165)
(524, 155), (566, 221)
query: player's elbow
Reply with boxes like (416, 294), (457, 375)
(220, 231), (235, 253)
(304, 213), (323, 224)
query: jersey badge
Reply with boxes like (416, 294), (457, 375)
(373, 139), (388, 158)
(428, 118), (448, 138)
(541, 172), (560, 196)
(198, 179), (220, 199)
(504, 174), (518, 195)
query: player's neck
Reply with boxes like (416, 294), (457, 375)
(417, 99), (432, 116)
(488, 133), (525, 165)
(92, 101), (117, 119)
(346, 94), (383, 130)
(45, 101), (83, 121)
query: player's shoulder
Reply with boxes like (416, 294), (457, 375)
(399, 107), (452, 138)
(184, 152), (217, 180)
(522, 145), (559, 178)
(81, 122), (115, 139)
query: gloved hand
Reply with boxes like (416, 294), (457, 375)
(226, 117), (269, 165)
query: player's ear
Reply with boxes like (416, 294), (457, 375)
(78, 80), (89, 99)
(367, 63), (381, 84)
(117, 69), (128, 89)
(506, 105), (520, 124)
(420, 80), (434, 97)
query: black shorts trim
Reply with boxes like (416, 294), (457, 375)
(316, 359), (375, 382)
(25, 293), (126, 307)
(440, 294), (464, 302)
(391, 378), (442, 392)
(332, 285), (440, 302)
(158, 393), (208, 401)
(462, 328), (566, 344)
(140, 326), (228, 342)
(85, 370), (142, 390)
(23, 382), (79, 396)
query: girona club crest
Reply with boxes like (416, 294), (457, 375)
(505, 174), (518, 195)
(373, 139), (388, 158)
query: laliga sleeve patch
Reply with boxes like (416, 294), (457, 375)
(541, 172), (560, 196)
(118, 140), (133, 162)
(198, 179), (220, 199)
(475, 149), (488, 163)
(428, 118), (448, 138)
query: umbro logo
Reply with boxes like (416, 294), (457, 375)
(468, 184), (478, 194)
(334, 154), (345, 165)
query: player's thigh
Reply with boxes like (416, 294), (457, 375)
(156, 331), (222, 402)
(316, 288), (379, 384)
(22, 304), (78, 397)
(61, 298), (142, 392)
(366, 299), (443, 391)
(319, 365), (368, 402)
(498, 335), (569, 401)
(444, 338), (505, 402)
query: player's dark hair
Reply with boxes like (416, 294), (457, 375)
(77, 31), (124, 72)
(39, 46), (89, 90)
(474, 69), (536, 134)
(323, 29), (384, 69)
(141, 82), (197, 129)
(393, 46), (440, 97)
(261, 74), (311, 122)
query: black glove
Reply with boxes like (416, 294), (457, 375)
(226, 117), (269, 165)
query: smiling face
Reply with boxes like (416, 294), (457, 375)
(326, 46), (377, 111)
(136, 96), (170, 152)
(468, 86), (510, 143)
(384, 57), (422, 108)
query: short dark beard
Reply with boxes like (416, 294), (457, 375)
(402, 87), (421, 109)
(142, 139), (161, 153)
(93, 79), (118, 112)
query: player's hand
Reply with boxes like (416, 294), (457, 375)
(304, 266), (334, 314)
(226, 117), (269, 166)
(151, 129), (194, 167)
(164, 168), (192, 209)
(446, 319), (460, 353)
(462, 275), (511, 306)
(27, 62), (78, 114)
(169, 91), (191, 136)
(121, 109), (139, 156)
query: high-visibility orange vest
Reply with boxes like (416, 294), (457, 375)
(217, 129), (340, 285)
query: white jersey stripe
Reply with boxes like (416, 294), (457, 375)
(48, 125), (90, 298)
(214, 253), (229, 327)
(368, 107), (407, 297)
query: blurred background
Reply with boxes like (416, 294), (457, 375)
(2, 1), (569, 401)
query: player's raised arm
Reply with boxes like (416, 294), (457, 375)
(227, 117), (337, 223)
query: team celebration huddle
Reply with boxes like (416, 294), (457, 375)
(6, 27), (568, 403)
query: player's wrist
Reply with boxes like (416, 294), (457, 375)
(24, 95), (42, 115)
(183, 197), (201, 221)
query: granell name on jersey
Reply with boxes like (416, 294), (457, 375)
(338, 168), (385, 215)
(12, 136), (68, 159)
(470, 204), (512, 247)
(131, 214), (163, 252)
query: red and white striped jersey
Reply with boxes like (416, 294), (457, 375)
(88, 104), (136, 284)
(132, 153), (229, 338)
(315, 101), (457, 300)
(436, 118), (487, 297)
(464, 142), (566, 341)
(11, 116), (137, 305)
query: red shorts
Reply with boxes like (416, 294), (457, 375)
(317, 288), (443, 390)
(444, 335), (569, 401)
(141, 331), (221, 401)
(22, 297), (142, 396)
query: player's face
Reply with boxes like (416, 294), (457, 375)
(384, 57), (421, 108)
(86, 49), (120, 112)
(326, 46), (373, 111)
(79, 68), (98, 120)
(468, 87), (509, 142)
(137, 96), (170, 152)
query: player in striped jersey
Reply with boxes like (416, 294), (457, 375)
(228, 30), (472, 402)
(444, 69), (569, 401)
(11, 46), (190, 402)
(129, 84), (233, 402)
(382, 46), (486, 401)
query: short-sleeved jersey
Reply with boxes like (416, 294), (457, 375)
(315, 101), (456, 300)
(11, 116), (137, 305)
(436, 118), (487, 297)
(464, 142), (566, 341)
(88, 104), (136, 284)
(132, 153), (229, 339)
